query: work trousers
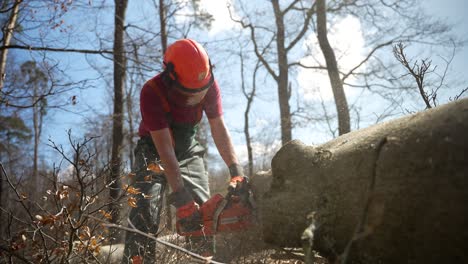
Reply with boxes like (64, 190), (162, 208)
(122, 136), (213, 263)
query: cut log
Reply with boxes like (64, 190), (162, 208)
(261, 98), (468, 263)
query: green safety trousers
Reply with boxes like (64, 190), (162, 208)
(121, 135), (213, 263)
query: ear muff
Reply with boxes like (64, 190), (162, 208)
(163, 61), (178, 82)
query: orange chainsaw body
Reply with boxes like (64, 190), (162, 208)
(177, 193), (254, 236)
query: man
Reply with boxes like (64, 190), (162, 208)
(122, 39), (247, 262)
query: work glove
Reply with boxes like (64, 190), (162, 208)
(228, 176), (249, 194)
(168, 187), (203, 234)
(228, 164), (249, 197)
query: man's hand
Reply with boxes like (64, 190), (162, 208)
(228, 175), (249, 194)
(228, 163), (249, 195)
(169, 187), (203, 234)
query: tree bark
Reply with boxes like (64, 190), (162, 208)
(158, 0), (167, 53)
(316, 0), (350, 135)
(125, 84), (134, 169)
(0, 162), (3, 229)
(0, 0), (21, 91)
(32, 81), (39, 189)
(261, 98), (468, 263)
(109, 0), (128, 237)
(156, 0), (174, 231)
(271, 0), (292, 145)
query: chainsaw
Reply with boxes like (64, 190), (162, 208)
(176, 189), (255, 236)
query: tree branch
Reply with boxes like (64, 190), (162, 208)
(286, 3), (315, 52)
(228, 4), (279, 81)
(342, 40), (395, 82)
(0, 45), (113, 55)
(282, 0), (300, 15)
(289, 61), (327, 70)
(393, 42), (433, 109)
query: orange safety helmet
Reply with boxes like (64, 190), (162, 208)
(163, 39), (214, 93)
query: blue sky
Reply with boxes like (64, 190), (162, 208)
(23, 0), (467, 168)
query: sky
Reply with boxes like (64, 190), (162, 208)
(23, 0), (468, 169)
(199, 0), (468, 157)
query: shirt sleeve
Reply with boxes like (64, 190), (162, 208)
(203, 79), (223, 119)
(140, 81), (169, 131)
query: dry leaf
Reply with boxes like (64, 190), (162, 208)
(147, 162), (164, 173)
(82, 226), (91, 238)
(59, 190), (69, 200)
(127, 197), (138, 208)
(98, 210), (112, 220)
(127, 186), (141, 195)
(127, 172), (136, 179)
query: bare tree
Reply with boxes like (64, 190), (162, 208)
(393, 43), (434, 109)
(316, 0), (350, 135)
(239, 50), (261, 177)
(393, 42), (467, 109)
(20, 61), (48, 188)
(109, 0), (128, 240)
(230, 0), (315, 145)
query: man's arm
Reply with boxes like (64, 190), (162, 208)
(150, 129), (184, 192)
(209, 116), (248, 195)
(150, 129), (202, 234)
(208, 116), (239, 167)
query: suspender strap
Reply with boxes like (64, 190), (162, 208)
(146, 79), (170, 113)
(146, 79), (175, 147)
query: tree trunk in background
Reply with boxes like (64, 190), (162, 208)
(156, 0), (174, 231)
(0, 0), (21, 91)
(271, 0), (292, 145)
(316, 0), (350, 135)
(159, 0), (167, 53)
(241, 53), (259, 177)
(125, 93), (134, 168)
(261, 98), (468, 263)
(110, 0), (128, 240)
(0, 163), (3, 232)
(239, 1), (313, 146)
(32, 83), (39, 189)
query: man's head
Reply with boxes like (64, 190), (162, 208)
(163, 39), (214, 95)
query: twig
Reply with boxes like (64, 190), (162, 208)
(88, 215), (226, 264)
(393, 43), (433, 109)
(453, 87), (468, 101)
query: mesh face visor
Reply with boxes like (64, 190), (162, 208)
(164, 61), (215, 94)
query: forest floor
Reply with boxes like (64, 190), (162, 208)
(149, 228), (330, 264)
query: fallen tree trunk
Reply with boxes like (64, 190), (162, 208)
(261, 98), (468, 263)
